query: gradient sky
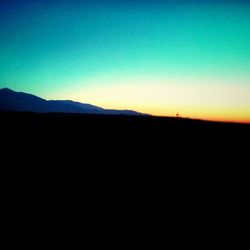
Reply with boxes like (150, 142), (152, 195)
(1, 0), (250, 122)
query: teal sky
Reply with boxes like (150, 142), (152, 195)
(1, 0), (250, 121)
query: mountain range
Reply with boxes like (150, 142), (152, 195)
(0, 88), (144, 115)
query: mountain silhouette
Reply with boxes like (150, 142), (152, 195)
(0, 88), (144, 115)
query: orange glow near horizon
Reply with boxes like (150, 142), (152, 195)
(43, 75), (250, 124)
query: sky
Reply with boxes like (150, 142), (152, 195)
(0, 0), (250, 122)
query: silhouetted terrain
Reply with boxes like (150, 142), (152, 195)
(3, 87), (250, 170)
(1, 111), (249, 206)
(0, 88), (144, 115)
(1, 85), (249, 174)
(1, 111), (249, 152)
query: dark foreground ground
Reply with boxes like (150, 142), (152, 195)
(1, 111), (249, 189)
(1, 111), (249, 230)
(1, 111), (249, 155)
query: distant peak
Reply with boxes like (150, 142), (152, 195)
(0, 88), (15, 92)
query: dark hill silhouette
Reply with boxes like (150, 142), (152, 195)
(1, 87), (249, 168)
(0, 88), (144, 115)
(1, 103), (249, 197)
(1, 111), (248, 231)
